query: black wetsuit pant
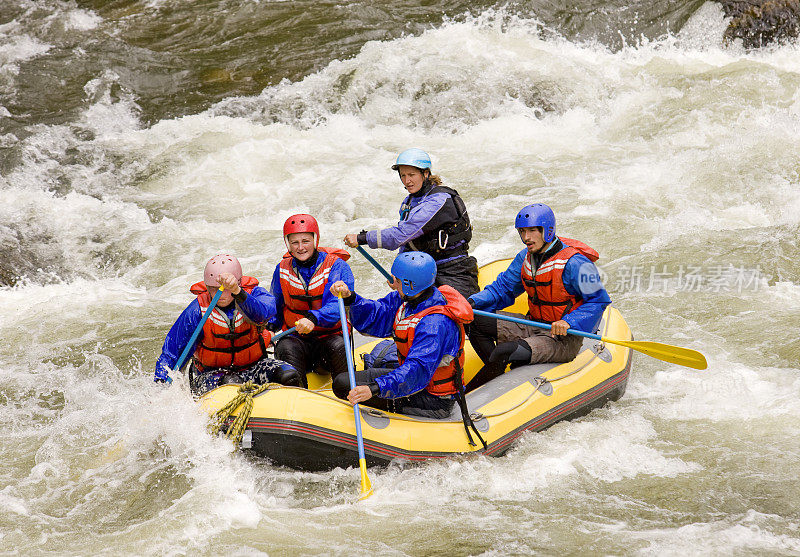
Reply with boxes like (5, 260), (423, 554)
(275, 334), (349, 389)
(189, 356), (301, 395)
(332, 367), (455, 419)
(435, 254), (504, 379)
(435, 255), (479, 299)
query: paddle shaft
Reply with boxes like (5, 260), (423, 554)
(352, 248), (603, 343)
(168, 286), (225, 383)
(473, 309), (595, 339)
(270, 326), (297, 344)
(355, 245), (393, 282)
(336, 294), (373, 498)
(474, 309), (707, 370)
(337, 296), (367, 459)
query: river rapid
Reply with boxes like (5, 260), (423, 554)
(1, 1), (799, 555)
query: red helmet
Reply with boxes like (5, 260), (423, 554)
(204, 253), (242, 288)
(283, 214), (319, 249)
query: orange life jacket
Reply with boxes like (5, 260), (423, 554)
(278, 248), (351, 338)
(392, 285), (474, 396)
(521, 237), (599, 323)
(189, 276), (272, 372)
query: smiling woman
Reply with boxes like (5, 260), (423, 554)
(271, 214), (355, 388)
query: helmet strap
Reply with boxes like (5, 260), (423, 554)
(402, 285), (435, 305)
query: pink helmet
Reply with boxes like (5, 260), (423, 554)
(203, 254), (242, 287)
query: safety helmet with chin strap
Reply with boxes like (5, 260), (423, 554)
(515, 203), (556, 243)
(283, 214), (320, 250)
(204, 254), (242, 288)
(391, 251), (437, 298)
(391, 148), (432, 172)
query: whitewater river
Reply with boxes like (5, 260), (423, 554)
(1, 0), (798, 554)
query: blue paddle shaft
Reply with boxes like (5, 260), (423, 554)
(270, 326), (297, 344)
(170, 287), (225, 382)
(351, 247), (602, 343)
(337, 296), (368, 462)
(355, 246), (393, 283)
(472, 309), (601, 342)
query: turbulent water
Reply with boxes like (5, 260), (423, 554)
(2, 0), (799, 555)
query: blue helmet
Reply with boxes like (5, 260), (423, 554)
(391, 251), (436, 297)
(391, 148), (432, 171)
(515, 203), (556, 242)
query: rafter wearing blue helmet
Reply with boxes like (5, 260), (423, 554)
(343, 148), (479, 299)
(466, 203), (612, 392)
(327, 252), (479, 425)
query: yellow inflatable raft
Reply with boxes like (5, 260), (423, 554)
(199, 260), (633, 470)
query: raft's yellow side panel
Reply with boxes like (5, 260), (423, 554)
(200, 305), (632, 456)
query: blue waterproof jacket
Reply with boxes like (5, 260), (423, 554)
(349, 288), (462, 398)
(270, 250), (355, 331)
(155, 286), (277, 375)
(470, 244), (612, 333)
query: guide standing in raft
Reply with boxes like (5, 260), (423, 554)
(343, 148), (479, 299)
(154, 254), (302, 394)
(271, 214), (354, 388)
(467, 203), (612, 391)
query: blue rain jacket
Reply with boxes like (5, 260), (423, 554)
(155, 286), (277, 374)
(349, 288), (462, 398)
(365, 187), (464, 264)
(469, 244), (612, 333)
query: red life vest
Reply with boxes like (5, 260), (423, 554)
(278, 248), (351, 338)
(189, 276), (272, 372)
(521, 237), (599, 323)
(392, 285), (474, 396)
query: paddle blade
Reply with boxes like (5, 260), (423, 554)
(358, 458), (373, 500)
(604, 337), (708, 370)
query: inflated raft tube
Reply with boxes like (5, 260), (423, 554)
(198, 260), (633, 471)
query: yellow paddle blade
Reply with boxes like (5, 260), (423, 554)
(601, 337), (708, 370)
(358, 458), (373, 501)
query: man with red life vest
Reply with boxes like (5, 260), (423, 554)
(466, 203), (611, 391)
(271, 214), (355, 388)
(329, 252), (481, 430)
(154, 254), (302, 394)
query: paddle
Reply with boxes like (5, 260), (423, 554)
(355, 246), (393, 283)
(164, 285), (225, 384)
(351, 245), (708, 370)
(270, 326), (297, 345)
(336, 293), (373, 500)
(473, 309), (708, 370)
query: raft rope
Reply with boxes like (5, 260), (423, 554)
(208, 381), (276, 447)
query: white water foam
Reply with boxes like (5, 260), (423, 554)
(2, 6), (799, 554)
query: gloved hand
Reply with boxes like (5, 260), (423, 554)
(154, 364), (171, 383)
